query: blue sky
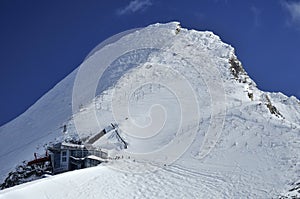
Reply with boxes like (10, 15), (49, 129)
(0, 0), (299, 126)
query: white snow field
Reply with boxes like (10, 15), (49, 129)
(0, 22), (300, 198)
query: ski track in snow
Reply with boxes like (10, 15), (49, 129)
(0, 160), (277, 198)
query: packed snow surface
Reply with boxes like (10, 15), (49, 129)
(0, 22), (300, 198)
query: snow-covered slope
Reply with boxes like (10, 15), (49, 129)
(0, 22), (300, 198)
(0, 68), (77, 183)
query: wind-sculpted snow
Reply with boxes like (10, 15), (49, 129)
(0, 22), (300, 198)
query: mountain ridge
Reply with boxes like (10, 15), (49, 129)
(0, 22), (299, 198)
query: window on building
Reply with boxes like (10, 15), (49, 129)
(62, 151), (67, 156)
(62, 157), (67, 162)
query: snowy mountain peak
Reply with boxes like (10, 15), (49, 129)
(0, 22), (300, 198)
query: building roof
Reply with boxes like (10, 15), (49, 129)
(48, 142), (86, 152)
(61, 142), (85, 149)
(86, 155), (107, 162)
